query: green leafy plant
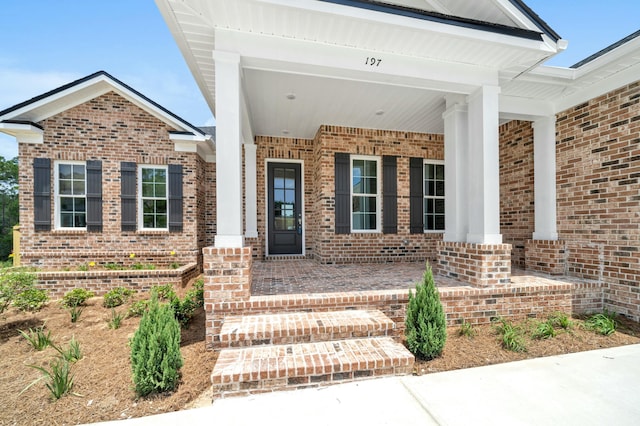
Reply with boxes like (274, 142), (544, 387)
(152, 283), (177, 301)
(0, 270), (38, 313)
(53, 337), (82, 363)
(68, 305), (84, 323)
(493, 318), (527, 352)
(22, 358), (75, 400)
(171, 295), (197, 327)
(130, 294), (183, 397)
(104, 263), (124, 271)
(76, 264), (88, 272)
(103, 287), (135, 308)
(108, 308), (124, 329)
(188, 278), (205, 308)
(549, 312), (573, 330)
(61, 288), (95, 308)
(532, 320), (557, 340)
(169, 262), (180, 270)
(458, 319), (476, 338)
(127, 300), (149, 318)
(18, 325), (53, 351)
(405, 264), (447, 360)
(585, 312), (617, 336)
(13, 287), (48, 312)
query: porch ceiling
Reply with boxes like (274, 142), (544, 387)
(156, 0), (564, 139)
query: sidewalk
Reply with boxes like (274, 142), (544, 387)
(89, 344), (640, 426)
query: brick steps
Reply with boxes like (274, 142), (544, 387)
(211, 337), (414, 397)
(217, 310), (396, 348)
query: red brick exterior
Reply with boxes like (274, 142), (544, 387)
(436, 241), (512, 287)
(18, 91), (210, 269)
(525, 239), (566, 275)
(253, 126), (445, 263)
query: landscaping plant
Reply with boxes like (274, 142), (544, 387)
(585, 312), (617, 336)
(23, 358), (75, 400)
(130, 294), (183, 397)
(458, 319), (476, 338)
(0, 270), (38, 313)
(549, 312), (573, 330)
(18, 325), (53, 351)
(53, 337), (83, 363)
(127, 300), (149, 318)
(493, 318), (527, 352)
(61, 288), (95, 308)
(108, 308), (125, 329)
(405, 264), (447, 360)
(532, 320), (557, 340)
(13, 287), (48, 312)
(103, 287), (135, 308)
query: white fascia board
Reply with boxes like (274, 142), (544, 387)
(254, 0), (551, 52)
(494, 0), (550, 34)
(169, 132), (208, 142)
(0, 122), (44, 144)
(173, 139), (216, 162)
(216, 30), (499, 92)
(572, 37), (640, 78)
(499, 95), (554, 119)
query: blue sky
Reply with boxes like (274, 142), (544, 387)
(0, 0), (638, 160)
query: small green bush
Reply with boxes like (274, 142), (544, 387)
(405, 264), (447, 360)
(127, 300), (149, 318)
(493, 318), (527, 352)
(458, 319), (476, 338)
(104, 263), (124, 271)
(61, 288), (95, 308)
(130, 294), (183, 397)
(0, 270), (37, 313)
(549, 312), (573, 330)
(13, 288), (48, 312)
(23, 358), (74, 400)
(68, 306), (83, 323)
(53, 337), (82, 363)
(171, 295), (197, 327)
(108, 308), (125, 329)
(188, 278), (204, 308)
(152, 284), (177, 301)
(103, 287), (135, 308)
(532, 320), (557, 340)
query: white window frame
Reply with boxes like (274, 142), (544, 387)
(423, 159), (445, 233)
(138, 165), (169, 231)
(54, 160), (87, 230)
(350, 155), (381, 233)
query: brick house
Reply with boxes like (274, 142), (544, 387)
(153, 0), (640, 327)
(0, 71), (216, 272)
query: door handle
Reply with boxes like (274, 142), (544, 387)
(297, 213), (302, 235)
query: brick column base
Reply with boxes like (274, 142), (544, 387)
(437, 241), (512, 287)
(525, 240), (566, 275)
(203, 246), (252, 348)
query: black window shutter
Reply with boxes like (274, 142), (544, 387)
(382, 155), (397, 234)
(334, 153), (350, 234)
(168, 164), (183, 233)
(86, 160), (102, 232)
(120, 162), (137, 231)
(33, 158), (51, 232)
(409, 157), (424, 234)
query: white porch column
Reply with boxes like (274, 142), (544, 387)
(244, 143), (258, 238)
(442, 96), (468, 242)
(213, 51), (244, 248)
(466, 85), (502, 244)
(532, 116), (559, 240)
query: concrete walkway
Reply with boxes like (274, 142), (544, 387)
(89, 344), (640, 426)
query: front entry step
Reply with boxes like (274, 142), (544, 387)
(217, 310), (396, 348)
(211, 337), (414, 398)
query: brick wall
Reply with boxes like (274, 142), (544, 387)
(437, 241), (512, 287)
(499, 120), (535, 268)
(555, 81), (640, 320)
(19, 91), (207, 269)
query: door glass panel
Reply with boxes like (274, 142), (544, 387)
(273, 167), (296, 231)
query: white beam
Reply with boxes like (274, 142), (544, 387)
(244, 143), (258, 238)
(213, 50), (245, 248)
(532, 116), (558, 240)
(466, 85), (502, 244)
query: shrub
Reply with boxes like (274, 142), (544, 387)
(152, 284), (177, 301)
(127, 300), (149, 318)
(19, 325), (53, 351)
(549, 312), (573, 330)
(13, 288), (48, 312)
(108, 308), (125, 329)
(458, 319), (476, 338)
(130, 294), (183, 397)
(189, 278), (205, 308)
(585, 312), (617, 336)
(61, 288), (95, 308)
(405, 264), (447, 360)
(103, 287), (135, 308)
(171, 295), (197, 327)
(0, 270), (37, 313)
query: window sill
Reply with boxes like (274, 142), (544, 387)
(424, 230), (445, 234)
(350, 230), (381, 234)
(53, 228), (87, 234)
(137, 229), (170, 235)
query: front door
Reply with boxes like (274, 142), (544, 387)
(267, 162), (302, 255)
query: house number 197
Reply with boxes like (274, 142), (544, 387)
(365, 57), (382, 67)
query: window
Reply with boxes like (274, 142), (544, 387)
(351, 156), (380, 232)
(55, 162), (86, 229)
(139, 166), (168, 230)
(423, 161), (445, 231)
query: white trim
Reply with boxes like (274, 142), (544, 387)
(53, 160), (87, 231)
(422, 159), (445, 234)
(0, 122), (43, 144)
(350, 154), (381, 233)
(137, 165), (169, 231)
(264, 158), (305, 257)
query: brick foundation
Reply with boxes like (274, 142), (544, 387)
(436, 241), (512, 287)
(525, 240), (566, 275)
(203, 246), (253, 346)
